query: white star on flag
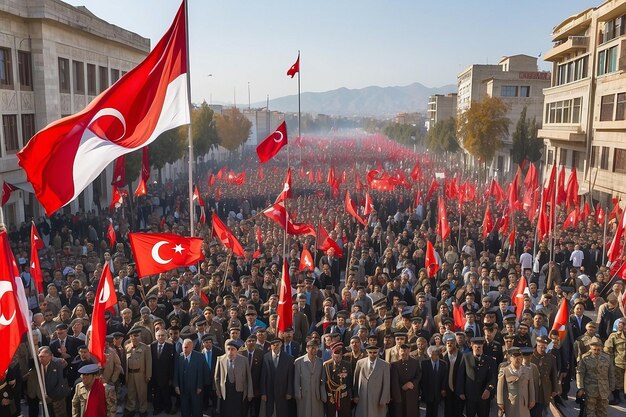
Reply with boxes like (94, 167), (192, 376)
(173, 244), (184, 254)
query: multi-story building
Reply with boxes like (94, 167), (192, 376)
(426, 93), (457, 131)
(542, 1), (626, 203)
(0, 0), (149, 225)
(457, 55), (551, 180)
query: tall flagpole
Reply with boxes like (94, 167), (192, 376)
(297, 50), (302, 163)
(184, 0), (195, 237)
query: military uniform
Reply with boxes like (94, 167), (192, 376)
(483, 339), (503, 364)
(604, 330), (626, 393)
(71, 366), (107, 417)
(529, 351), (558, 416)
(576, 351), (615, 417)
(574, 333), (593, 364)
(104, 382), (117, 417)
(0, 372), (16, 417)
(322, 358), (352, 417)
(125, 339), (152, 416)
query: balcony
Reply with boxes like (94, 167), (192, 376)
(538, 128), (586, 143)
(544, 36), (589, 62)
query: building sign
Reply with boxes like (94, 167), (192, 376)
(519, 71), (551, 80)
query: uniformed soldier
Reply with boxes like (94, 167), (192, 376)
(71, 364), (106, 417)
(101, 335), (122, 386)
(482, 323), (503, 364)
(0, 368), (16, 417)
(576, 337), (615, 417)
(604, 316), (626, 404)
(574, 322), (597, 364)
(125, 327), (152, 417)
(457, 337), (498, 417)
(323, 342), (352, 417)
(390, 343), (421, 417)
(513, 323), (532, 348)
(529, 336), (558, 417)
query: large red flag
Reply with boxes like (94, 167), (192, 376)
(275, 168), (292, 204)
(277, 260), (293, 331)
(286, 53), (300, 78)
(488, 179), (505, 203)
(565, 167), (579, 209)
(88, 263), (118, 365)
(30, 223), (44, 294)
(563, 207), (578, 229)
(0, 231), (29, 379)
(111, 156), (126, 188)
(134, 178), (147, 197)
(556, 166), (567, 205)
(317, 224), (343, 258)
(544, 164), (557, 205)
(345, 191), (367, 226)
(128, 232), (204, 278)
(453, 302), (466, 331)
(596, 204), (606, 225)
(508, 167), (520, 212)
(18, 4), (189, 216)
(299, 245), (314, 272)
(551, 299), (570, 341)
(579, 201), (591, 222)
(1, 182), (16, 206)
(109, 186), (124, 210)
(482, 205), (494, 240)
(107, 221), (116, 248)
(607, 211), (626, 265)
(425, 240), (440, 278)
(609, 199), (623, 222)
(363, 191), (374, 216)
(256, 121), (288, 163)
(523, 162), (538, 191)
(192, 185), (205, 206)
(211, 213), (245, 257)
(426, 178), (438, 202)
(263, 203), (316, 236)
(134, 147), (150, 196)
(511, 275), (528, 318)
(438, 195), (450, 240)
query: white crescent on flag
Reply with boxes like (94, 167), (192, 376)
(151, 241), (173, 264)
(0, 281), (16, 326)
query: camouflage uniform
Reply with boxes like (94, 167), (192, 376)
(104, 382), (117, 417)
(604, 331), (626, 391)
(573, 333), (593, 364)
(576, 351), (615, 417)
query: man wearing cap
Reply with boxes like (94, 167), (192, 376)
(124, 327), (152, 417)
(604, 316), (626, 404)
(239, 335), (262, 417)
(574, 322), (598, 364)
(597, 293), (623, 340)
(390, 343), (420, 417)
(496, 347), (535, 417)
(216, 339), (253, 417)
(457, 337), (497, 417)
(173, 339), (207, 417)
(71, 364), (107, 417)
(294, 340), (325, 417)
(576, 337), (615, 417)
(167, 299), (190, 328)
(150, 329), (175, 415)
(353, 345), (390, 417)
(385, 332), (407, 364)
(529, 336), (558, 417)
(323, 342), (352, 417)
(513, 323), (532, 348)
(482, 324), (503, 364)
(260, 337), (295, 417)
(421, 345), (447, 417)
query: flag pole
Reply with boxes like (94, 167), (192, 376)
(297, 50), (302, 163)
(602, 208), (608, 266)
(184, 0), (195, 237)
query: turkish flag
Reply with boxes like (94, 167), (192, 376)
(109, 186), (124, 210)
(277, 260), (293, 331)
(193, 185), (205, 206)
(111, 156), (126, 188)
(257, 121), (288, 163)
(211, 213), (245, 257)
(437, 195), (450, 240)
(30, 223), (44, 293)
(1, 182), (16, 206)
(17, 3), (189, 216)
(566, 167), (579, 208)
(317, 224), (343, 258)
(286, 53), (300, 78)
(556, 166), (567, 205)
(488, 179), (505, 203)
(551, 298), (570, 341)
(0, 231), (29, 379)
(107, 221), (116, 248)
(563, 208), (578, 229)
(609, 199), (623, 222)
(275, 167), (292, 204)
(363, 191), (374, 216)
(579, 201), (591, 222)
(508, 227), (516, 250)
(524, 162), (538, 191)
(607, 210), (626, 265)
(208, 173), (215, 187)
(511, 275), (528, 318)
(140, 146), (150, 182)
(128, 232), (204, 278)
(134, 178), (147, 197)
(508, 167), (520, 212)
(482, 205), (493, 240)
(345, 191), (367, 226)
(263, 203), (316, 236)
(596, 204), (606, 225)
(299, 245), (314, 272)
(410, 162), (421, 181)
(453, 302), (466, 331)
(425, 240), (440, 278)
(88, 263), (118, 365)
(426, 178), (438, 202)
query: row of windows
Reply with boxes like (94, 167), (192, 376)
(556, 56), (588, 86)
(0, 47), (33, 90)
(1, 114), (35, 154)
(546, 148), (585, 172)
(597, 45), (618, 76)
(599, 92), (626, 121)
(545, 97), (582, 124)
(599, 15), (626, 44)
(58, 58), (125, 95)
(591, 145), (626, 174)
(500, 85), (530, 97)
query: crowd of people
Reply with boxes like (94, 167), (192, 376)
(1, 134), (625, 417)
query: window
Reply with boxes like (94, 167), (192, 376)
(17, 51), (32, 90)
(598, 46), (618, 75)
(545, 98), (583, 124)
(617, 93), (626, 120)
(602, 16), (625, 43)
(0, 47), (13, 88)
(559, 148), (567, 166)
(110, 69), (120, 84)
(572, 97), (582, 123)
(591, 146), (598, 166)
(501, 86), (517, 97)
(73, 60), (84, 94)
(98, 66), (108, 93)
(547, 150), (554, 165)
(2, 115), (18, 153)
(58, 58), (70, 93)
(572, 150), (584, 171)
(601, 146), (610, 170)
(519, 86), (530, 97)
(614, 148), (626, 174)
(121, 70), (127, 77)
(600, 94), (615, 121)
(556, 56), (589, 86)
(21, 114), (35, 145)
(87, 64), (96, 95)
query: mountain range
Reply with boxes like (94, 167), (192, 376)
(252, 82), (456, 117)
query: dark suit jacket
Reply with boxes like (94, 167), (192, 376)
(151, 342), (175, 386)
(240, 348), (264, 396)
(260, 351), (294, 417)
(456, 353), (497, 399)
(569, 314), (591, 341)
(442, 351), (462, 395)
(49, 336), (81, 360)
(201, 347), (222, 388)
(282, 341), (300, 358)
(419, 359), (447, 402)
(173, 351), (207, 395)
(44, 359), (69, 401)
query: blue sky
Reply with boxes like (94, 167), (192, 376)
(65, 0), (594, 105)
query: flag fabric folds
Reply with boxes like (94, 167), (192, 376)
(299, 245), (314, 271)
(88, 264), (118, 365)
(277, 260), (293, 331)
(345, 191), (367, 226)
(287, 54), (300, 78)
(256, 121), (288, 163)
(128, 232), (204, 278)
(17, 3), (189, 216)
(275, 168), (292, 204)
(263, 203), (316, 236)
(107, 221), (116, 248)
(211, 213), (245, 257)
(317, 225), (343, 258)
(1, 182), (17, 206)
(551, 299), (569, 341)
(437, 195), (450, 240)
(30, 223), (44, 294)
(425, 240), (440, 278)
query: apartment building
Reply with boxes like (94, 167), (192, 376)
(0, 0), (149, 225)
(426, 93), (457, 131)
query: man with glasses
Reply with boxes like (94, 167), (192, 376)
(353, 344), (390, 417)
(124, 328), (152, 417)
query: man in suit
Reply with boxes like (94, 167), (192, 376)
(441, 334), (463, 417)
(38, 346), (69, 417)
(173, 339), (207, 417)
(166, 298), (190, 328)
(293, 340), (326, 417)
(353, 345), (391, 417)
(239, 335), (263, 417)
(292, 303), (310, 345)
(150, 329), (175, 415)
(200, 334), (222, 414)
(282, 327), (301, 358)
(319, 248), (341, 290)
(569, 301), (591, 341)
(49, 323), (80, 367)
(456, 337), (497, 417)
(390, 343), (421, 417)
(421, 346), (448, 417)
(260, 337), (295, 417)
(215, 339), (254, 417)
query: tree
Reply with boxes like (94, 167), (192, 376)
(192, 101), (219, 157)
(149, 127), (186, 181)
(382, 122), (424, 146)
(425, 118), (459, 154)
(457, 96), (510, 165)
(215, 107), (252, 152)
(510, 106), (542, 166)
